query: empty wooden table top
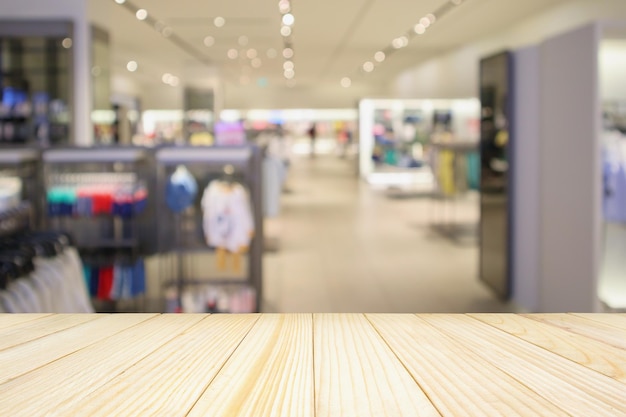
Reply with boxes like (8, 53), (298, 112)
(0, 313), (625, 416)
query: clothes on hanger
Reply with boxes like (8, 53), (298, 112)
(47, 183), (148, 218)
(0, 232), (94, 313)
(201, 179), (254, 272)
(165, 165), (198, 213)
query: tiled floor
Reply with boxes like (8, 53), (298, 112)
(262, 151), (517, 313)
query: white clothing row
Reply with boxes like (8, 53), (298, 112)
(0, 247), (94, 313)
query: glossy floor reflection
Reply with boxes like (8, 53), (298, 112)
(263, 151), (516, 313)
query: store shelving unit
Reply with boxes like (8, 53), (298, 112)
(41, 147), (157, 311)
(155, 145), (264, 313)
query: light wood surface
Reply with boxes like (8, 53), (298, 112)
(0, 313), (624, 417)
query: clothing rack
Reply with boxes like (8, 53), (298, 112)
(155, 145), (264, 312)
(0, 202), (32, 239)
(428, 140), (480, 244)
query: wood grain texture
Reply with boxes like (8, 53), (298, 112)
(525, 313), (626, 350)
(0, 313), (51, 330)
(421, 315), (626, 416)
(57, 314), (260, 417)
(0, 313), (100, 352)
(0, 313), (156, 385)
(315, 314), (440, 417)
(0, 314), (204, 416)
(367, 314), (569, 417)
(187, 314), (314, 417)
(471, 313), (626, 382)
(571, 313), (626, 329)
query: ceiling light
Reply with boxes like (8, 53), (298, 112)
(284, 69), (295, 79)
(280, 26), (292, 37)
(136, 9), (148, 20)
(374, 51), (386, 62)
(238, 36), (249, 46)
(227, 49), (239, 59)
(162, 27), (173, 37)
(283, 60), (294, 70)
(126, 60), (138, 72)
(214, 16), (225, 27)
(278, 0), (291, 14)
(363, 61), (374, 72)
(246, 49), (258, 59)
(251, 58), (262, 68)
(204, 36), (215, 47)
(427, 13), (436, 24)
(419, 17), (431, 28)
(266, 48), (278, 58)
(283, 48), (294, 58)
(282, 13), (295, 26)
(414, 23), (426, 35)
(162, 73), (173, 84)
(169, 76), (180, 87)
(340, 77), (351, 88)
(392, 36), (408, 49)
(61, 38), (73, 49)
(114, 0), (126, 4)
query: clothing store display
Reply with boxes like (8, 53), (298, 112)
(82, 258), (146, 301)
(201, 179), (254, 273)
(166, 165), (198, 213)
(47, 183), (148, 218)
(0, 232), (94, 313)
(602, 131), (626, 223)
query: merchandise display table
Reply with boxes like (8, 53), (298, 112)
(0, 313), (625, 416)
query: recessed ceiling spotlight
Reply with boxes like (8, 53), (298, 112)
(169, 76), (180, 87)
(283, 60), (294, 70)
(267, 48), (278, 58)
(340, 77), (351, 88)
(419, 17), (431, 28)
(136, 9), (148, 20)
(238, 36), (249, 46)
(61, 38), (73, 49)
(392, 36), (408, 49)
(284, 69), (295, 79)
(414, 23), (426, 35)
(126, 60), (138, 72)
(374, 51), (386, 62)
(114, 0), (126, 4)
(427, 13), (436, 24)
(251, 58), (262, 68)
(246, 49), (258, 59)
(227, 49), (239, 59)
(282, 13), (295, 26)
(363, 61), (374, 72)
(204, 36), (215, 47)
(162, 73), (173, 84)
(280, 26), (292, 37)
(278, 0), (291, 14)
(283, 48), (294, 59)
(214, 16), (226, 27)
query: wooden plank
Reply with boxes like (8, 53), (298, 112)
(0, 313), (156, 385)
(471, 314), (626, 383)
(0, 314), (101, 352)
(57, 314), (259, 416)
(0, 314), (52, 330)
(187, 314), (314, 417)
(314, 314), (441, 417)
(0, 314), (204, 416)
(420, 315), (626, 416)
(570, 313), (626, 329)
(367, 314), (571, 416)
(525, 313), (626, 350)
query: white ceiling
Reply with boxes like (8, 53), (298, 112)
(92, 0), (572, 108)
